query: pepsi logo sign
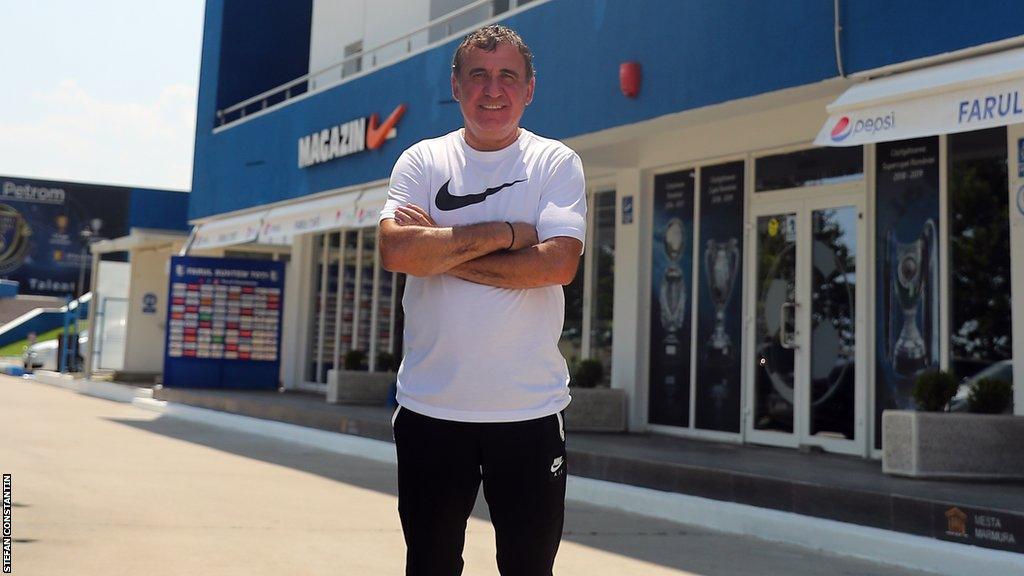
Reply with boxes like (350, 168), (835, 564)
(830, 117), (851, 142)
(830, 112), (896, 142)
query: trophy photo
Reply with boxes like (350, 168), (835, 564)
(886, 219), (937, 376)
(704, 238), (740, 359)
(659, 217), (687, 355)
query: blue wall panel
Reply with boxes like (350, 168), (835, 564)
(129, 189), (190, 231)
(842, 1), (1024, 74)
(191, 0), (837, 219)
(191, 0), (1024, 220)
(215, 0), (313, 112)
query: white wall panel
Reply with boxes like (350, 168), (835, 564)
(365, 0), (430, 68)
(122, 246), (175, 372)
(309, 0), (430, 91)
(309, 0), (366, 89)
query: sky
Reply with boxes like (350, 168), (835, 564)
(0, 1), (205, 191)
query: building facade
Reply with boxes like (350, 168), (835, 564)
(189, 0), (1024, 457)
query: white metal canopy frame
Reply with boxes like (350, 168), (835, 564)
(816, 46), (1024, 147)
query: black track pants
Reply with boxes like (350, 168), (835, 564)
(392, 406), (567, 576)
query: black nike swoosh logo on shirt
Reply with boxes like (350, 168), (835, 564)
(434, 178), (527, 211)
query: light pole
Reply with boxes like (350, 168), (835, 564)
(77, 218), (103, 298)
(70, 218), (103, 372)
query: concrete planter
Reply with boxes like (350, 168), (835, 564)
(565, 387), (627, 432)
(327, 369), (395, 405)
(882, 409), (1024, 480)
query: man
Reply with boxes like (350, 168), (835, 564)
(378, 24), (586, 576)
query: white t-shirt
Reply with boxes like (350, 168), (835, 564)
(379, 128), (587, 422)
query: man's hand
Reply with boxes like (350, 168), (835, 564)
(393, 204), (437, 227)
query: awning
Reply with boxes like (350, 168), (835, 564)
(258, 192), (359, 245)
(346, 185), (389, 228)
(815, 47), (1024, 147)
(257, 184), (387, 244)
(187, 184), (390, 249)
(191, 211), (265, 249)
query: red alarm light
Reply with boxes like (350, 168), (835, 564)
(620, 62), (641, 98)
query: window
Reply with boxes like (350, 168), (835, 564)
(755, 147), (863, 192)
(305, 233), (338, 382)
(948, 127), (1012, 380)
(342, 41), (363, 78)
(561, 189), (616, 384)
(589, 191), (616, 383)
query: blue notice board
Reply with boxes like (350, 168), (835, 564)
(163, 256), (285, 390)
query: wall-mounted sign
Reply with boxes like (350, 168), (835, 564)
(694, 160), (744, 433)
(935, 505), (1023, 554)
(621, 195), (633, 224)
(163, 256), (285, 390)
(298, 104), (407, 168)
(142, 292), (157, 314)
(874, 137), (940, 449)
(649, 169), (695, 428)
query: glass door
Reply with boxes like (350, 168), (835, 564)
(746, 193), (866, 455)
(749, 204), (801, 444)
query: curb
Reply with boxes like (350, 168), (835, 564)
(34, 376), (1024, 576)
(32, 371), (153, 403)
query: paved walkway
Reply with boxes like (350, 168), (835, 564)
(1, 376), (930, 575)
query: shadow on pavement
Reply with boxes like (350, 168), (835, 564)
(105, 414), (760, 575)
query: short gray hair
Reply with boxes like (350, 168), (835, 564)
(451, 24), (535, 79)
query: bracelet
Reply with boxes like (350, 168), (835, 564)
(505, 221), (515, 250)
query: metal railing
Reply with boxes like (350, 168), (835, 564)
(216, 0), (530, 128)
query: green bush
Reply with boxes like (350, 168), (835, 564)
(570, 359), (604, 389)
(343, 349), (368, 371)
(912, 370), (958, 412)
(967, 378), (1013, 414)
(376, 352), (398, 373)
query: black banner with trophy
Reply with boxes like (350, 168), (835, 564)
(649, 169), (695, 427)
(695, 161), (744, 432)
(875, 137), (940, 448)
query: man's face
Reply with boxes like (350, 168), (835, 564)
(452, 42), (535, 151)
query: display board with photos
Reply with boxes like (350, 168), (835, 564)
(163, 256), (285, 390)
(694, 161), (745, 432)
(649, 169), (695, 427)
(874, 137), (941, 448)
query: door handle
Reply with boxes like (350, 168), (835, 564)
(779, 301), (799, 350)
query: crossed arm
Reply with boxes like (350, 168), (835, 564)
(378, 204), (582, 289)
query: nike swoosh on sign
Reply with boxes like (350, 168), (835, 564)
(366, 104), (407, 150)
(434, 178), (527, 211)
